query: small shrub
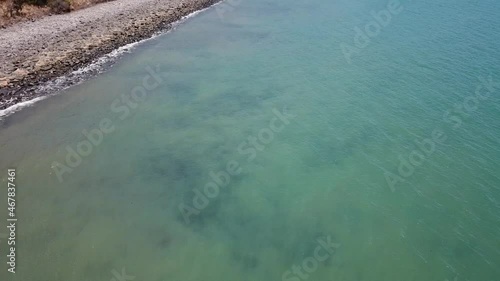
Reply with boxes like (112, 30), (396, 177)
(12, 0), (24, 15)
(2, 0), (47, 17)
(26, 0), (48, 6)
(48, 0), (69, 14)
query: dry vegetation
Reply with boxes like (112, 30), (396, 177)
(0, 0), (114, 27)
(69, 0), (114, 10)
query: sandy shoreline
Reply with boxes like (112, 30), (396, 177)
(0, 0), (221, 110)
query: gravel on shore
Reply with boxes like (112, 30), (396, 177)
(0, 0), (221, 110)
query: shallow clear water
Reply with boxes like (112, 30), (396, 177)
(1, 0), (500, 280)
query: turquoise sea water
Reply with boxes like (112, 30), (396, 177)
(1, 0), (500, 280)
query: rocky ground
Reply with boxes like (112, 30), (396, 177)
(0, 0), (220, 110)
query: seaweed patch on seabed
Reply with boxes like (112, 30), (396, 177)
(231, 251), (260, 271)
(204, 88), (265, 116)
(283, 231), (338, 262)
(83, 260), (115, 280)
(165, 82), (199, 105)
(147, 226), (173, 249)
(175, 173), (244, 228)
(281, 234), (341, 281)
(298, 123), (382, 169)
(144, 151), (202, 181)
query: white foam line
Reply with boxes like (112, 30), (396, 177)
(0, 3), (216, 120)
(0, 96), (48, 118)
